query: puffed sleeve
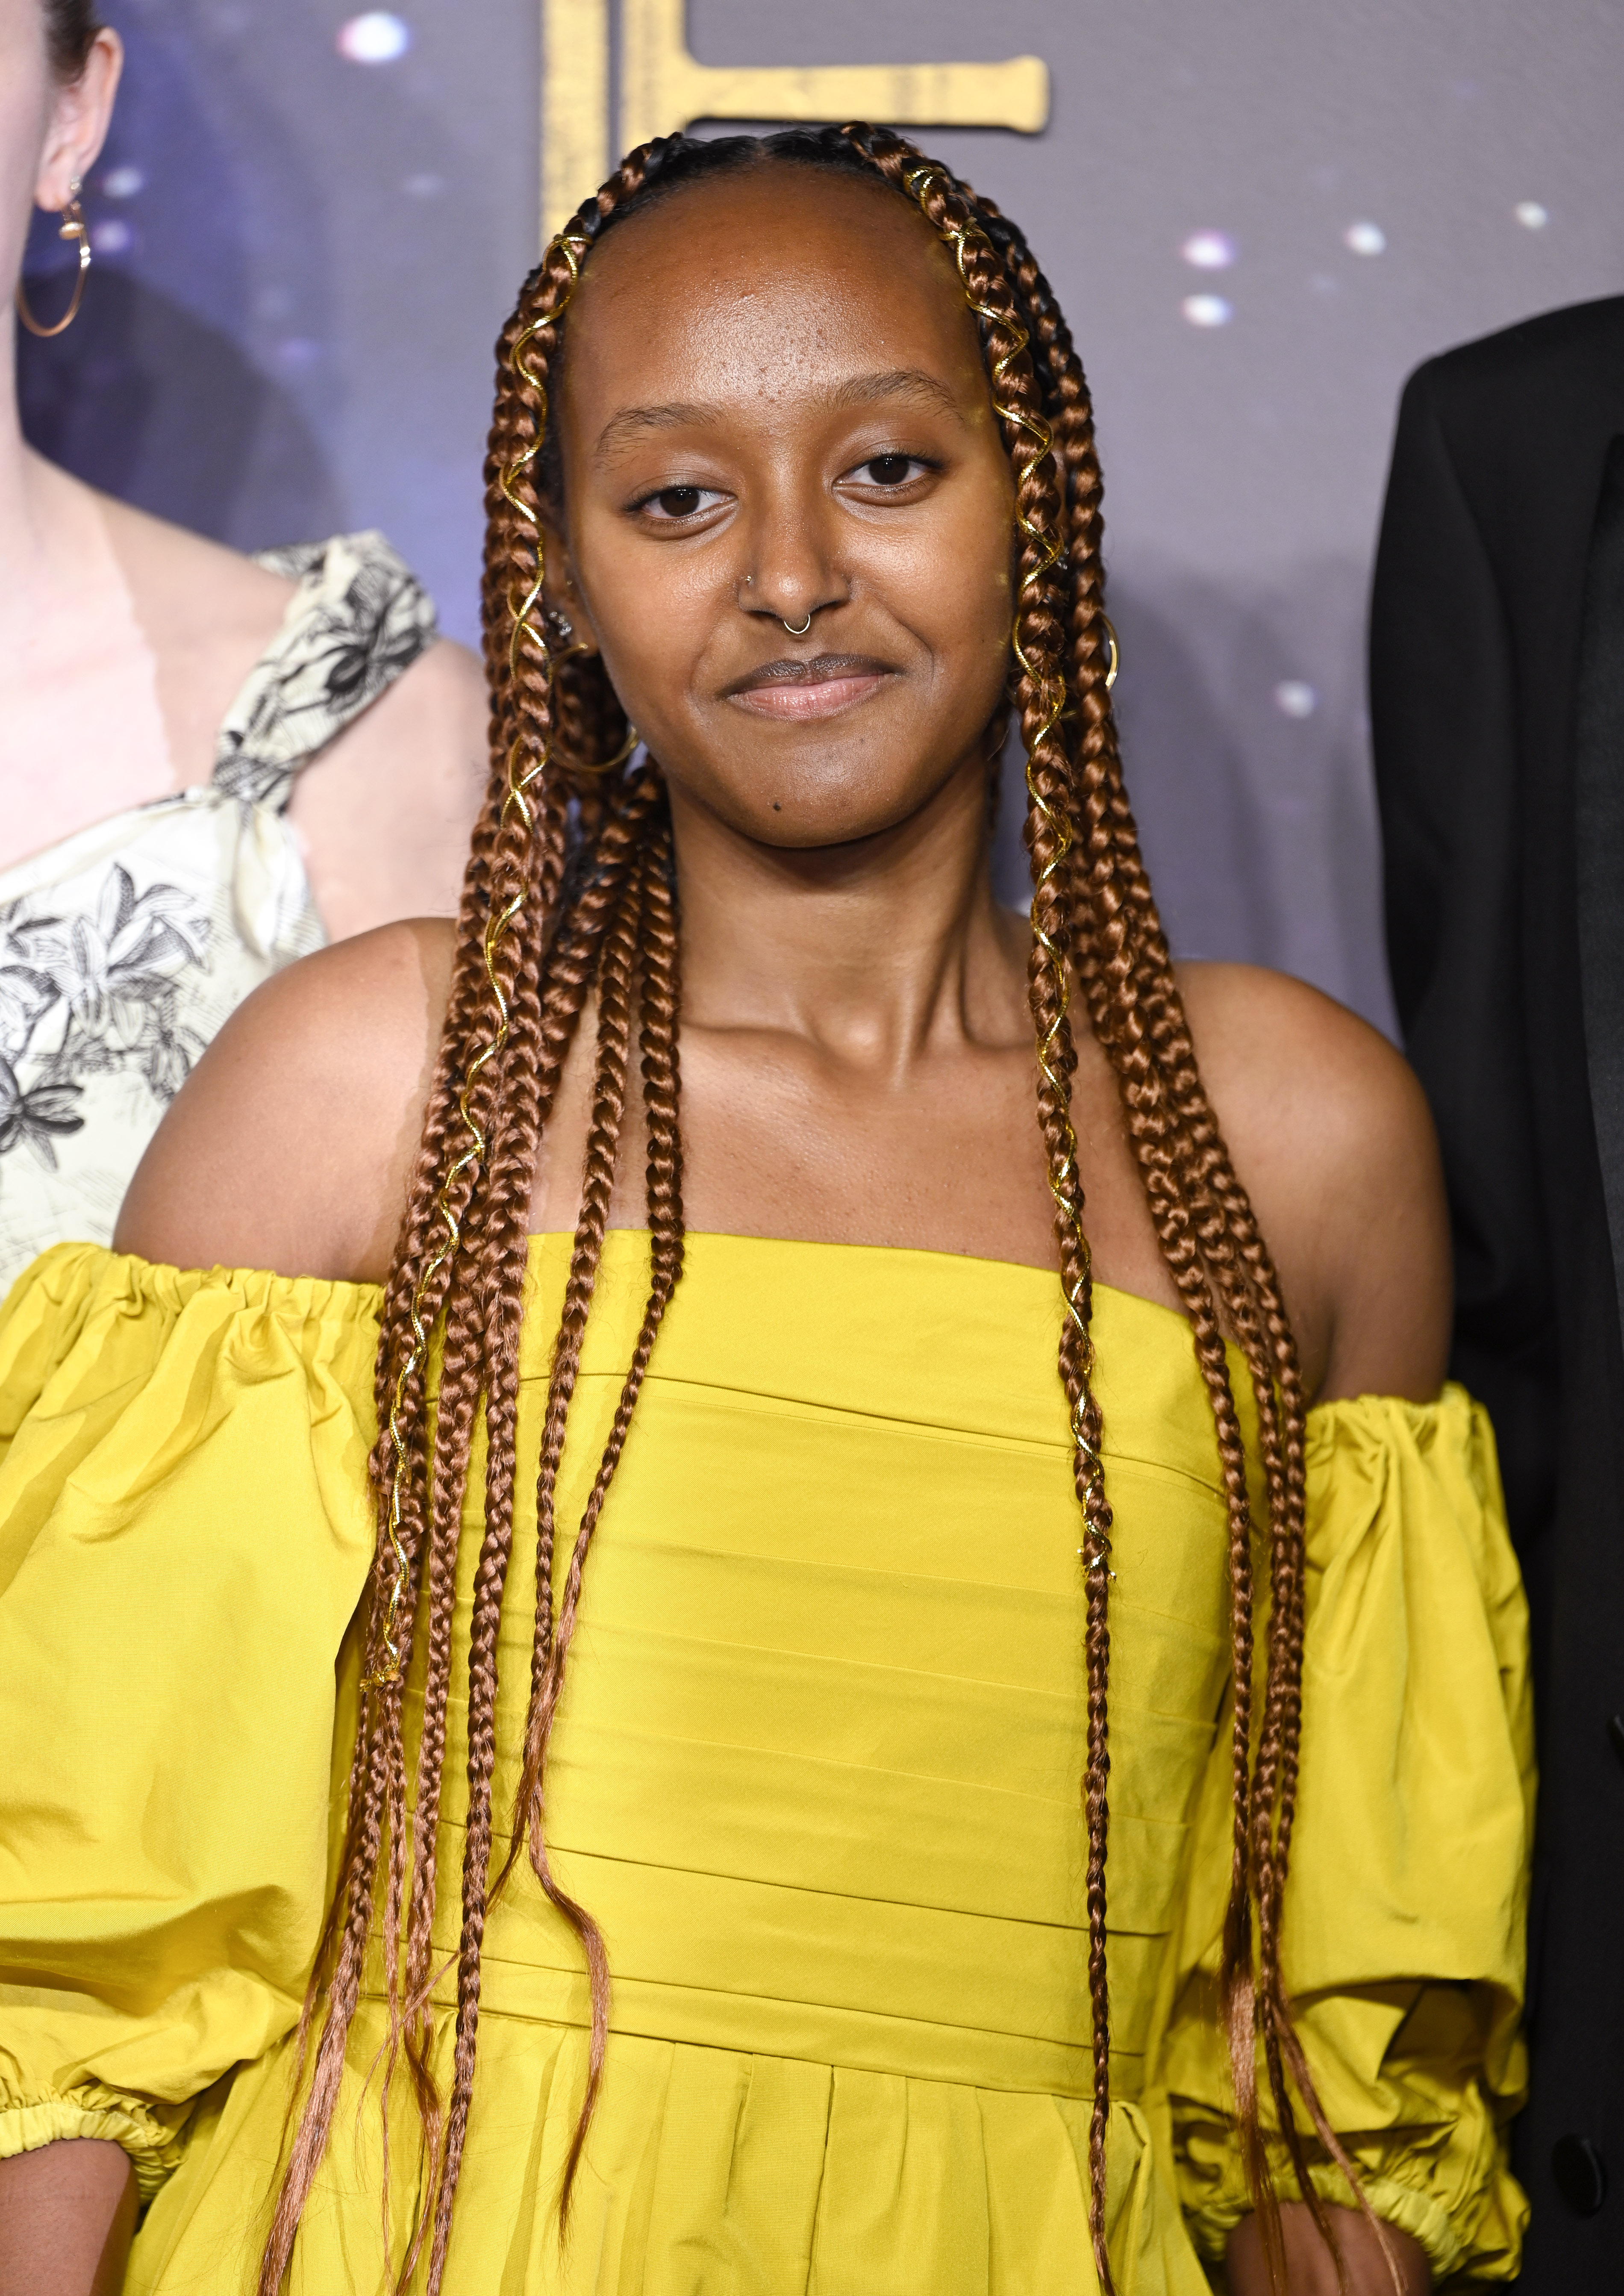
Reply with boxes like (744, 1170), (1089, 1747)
(1155, 1383), (1533, 2283)
(0, 1244), (380, 2202)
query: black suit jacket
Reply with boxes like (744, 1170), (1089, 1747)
(1371, 294), (1624, 2287)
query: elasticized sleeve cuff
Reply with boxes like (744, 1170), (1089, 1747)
(1174, 2096), (1530, 2285)
(0, 2090), (191, 2207)
(1184, 2164), (1462, 2280)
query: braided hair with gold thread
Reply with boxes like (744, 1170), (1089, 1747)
(258, 125), (1389, 2296)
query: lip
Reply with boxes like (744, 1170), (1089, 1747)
(722, 653), (897, 723)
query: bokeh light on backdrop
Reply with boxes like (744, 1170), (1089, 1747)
(19, 0), (1624, 1027)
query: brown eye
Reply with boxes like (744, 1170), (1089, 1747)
(653, 486), (702, 517)
(862, 454), (914, 486)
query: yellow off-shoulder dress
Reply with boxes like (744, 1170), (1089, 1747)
(0, 1233), (1531, 2292)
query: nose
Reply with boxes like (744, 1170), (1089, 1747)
(735, 489), (849, 634)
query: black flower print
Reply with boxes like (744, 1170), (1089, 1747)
(0, 863), (213, 1175)
(0, 1056), (83, 1168)
(213, 534), (437, 808)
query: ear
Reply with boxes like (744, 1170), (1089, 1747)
(540, 515), (601, 657)
(35, 29), (122, 211)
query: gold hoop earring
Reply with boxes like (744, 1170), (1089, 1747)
(574, 723), (641, 776)
(15, 181), (91, 339)
(1103, 615), (1121, 690)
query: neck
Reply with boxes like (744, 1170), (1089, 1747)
(0, 308), (72, 589)
(670, 743), (1031, 1077)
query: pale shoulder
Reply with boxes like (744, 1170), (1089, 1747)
(115, 919), (455, 1282)
(1176, 962), (1450, 1402)
(382, 631), (486, 715)
(320, 630), (486, 815)
(96, 484), (297, 648)
(290, 639), (488, 938)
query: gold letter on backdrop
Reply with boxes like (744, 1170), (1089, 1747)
(540, 0), (1049, 241)
(541, 0), (612, 253)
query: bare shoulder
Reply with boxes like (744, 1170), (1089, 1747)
(290, 638), (488, 938)
(1177, 961), (1432, 1163)
(387, 632), (486, 717)
(97, 486), (296, 653)
(115, 919), (455, 1283)
(347, 630), (486, 749)
(325, 633), (487, 818)
(1176, 961), (1450, 1402)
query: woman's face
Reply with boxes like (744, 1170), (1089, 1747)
(0, 1), (119, 310)
(551, 166), (1019, 853)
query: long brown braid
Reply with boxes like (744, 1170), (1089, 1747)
(261, 127), (1377, 2296)
(956, 167), (1391, 2282)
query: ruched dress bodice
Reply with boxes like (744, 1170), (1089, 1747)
(0, 1233), (1532, 2291)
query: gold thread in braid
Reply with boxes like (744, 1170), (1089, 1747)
(903, 163), (1112, 1563)
(503, 239), (641, 780)
(362, 232), (592, 1690)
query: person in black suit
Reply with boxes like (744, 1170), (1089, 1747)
(1371, 293), (1624, 2289)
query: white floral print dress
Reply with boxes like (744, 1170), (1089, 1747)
(0, 532), (436, 1290)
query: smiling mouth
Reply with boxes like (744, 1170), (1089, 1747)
(723, 653), (896, 722)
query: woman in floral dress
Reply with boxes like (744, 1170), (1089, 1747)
(0, 0), (486, 1286)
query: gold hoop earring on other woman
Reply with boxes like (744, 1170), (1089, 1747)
(15, 180), (91, 339)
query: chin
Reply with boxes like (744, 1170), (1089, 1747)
(659, 713), (990, 856)
(731, 772), (945, 855)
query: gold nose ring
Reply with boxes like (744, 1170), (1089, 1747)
(782, 610), (813, 637)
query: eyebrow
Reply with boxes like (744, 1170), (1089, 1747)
(592, 367), (964, 460)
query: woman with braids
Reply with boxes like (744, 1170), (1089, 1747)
(0, 130), (1530, 2296)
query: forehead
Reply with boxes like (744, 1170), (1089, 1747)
(558, 167), (990, 424)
